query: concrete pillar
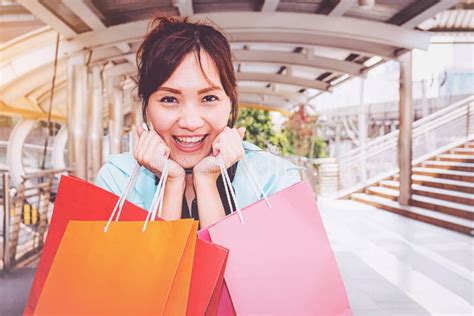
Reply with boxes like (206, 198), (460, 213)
(51, 125), (68, 170)
(72, 64), (89, 179)
(123, 78), (136, 153)
(335, 121), (341, 158)
(358, 79), (368, 183)
(109, 77), (124, 155)
(378, 122), (385, 137)
(398, 52), (413, 206)
(90, 66), (103, 181)
(66, 62), (75, 169)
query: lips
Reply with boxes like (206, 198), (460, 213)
(172, 134), (208, 152)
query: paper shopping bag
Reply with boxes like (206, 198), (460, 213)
(25, 175), (228, 316)
(206, 180), (352, 315)
(187, 238), (228, 316)
(198, 229), (235, 316)
(34, 219), (197, 315)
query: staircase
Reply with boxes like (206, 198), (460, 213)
(352, 141), (474, 236)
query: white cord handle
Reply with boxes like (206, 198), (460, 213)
(241, 156), (272, 208)
(142, 159), (169, 232)
(104, 163), (141, 232)
(218, 154), (244, 224)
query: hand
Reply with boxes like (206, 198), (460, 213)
(193, 127), (246, 182)
(135, 125), (185, 181)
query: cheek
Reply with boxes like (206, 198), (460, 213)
(146, 107), (175, 137)
(206, 104), (232, 133)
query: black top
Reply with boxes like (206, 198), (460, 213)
(154, 162), (238, 223)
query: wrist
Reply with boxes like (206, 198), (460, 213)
(164, 176), (185, 193)
(193, 172), (218, 188)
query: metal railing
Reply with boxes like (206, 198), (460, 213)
(334, 95), (474, 198)
(1, 169), (68, 272)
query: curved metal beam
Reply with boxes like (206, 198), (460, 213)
(72, 12), (430, 56)
(17, 0), (77, 38)
(233, 49), (365, 77)
(237, 72), (332, 92)
(238, 87), (309, 103)
(7, 119), (37, 188)
(52, 125), (68, 170)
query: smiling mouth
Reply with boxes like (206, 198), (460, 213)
(172, 134), (209, 149)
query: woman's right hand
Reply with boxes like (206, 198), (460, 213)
(135, 125), (185, 181)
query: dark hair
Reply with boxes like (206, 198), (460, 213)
(136, 15), (238, 127)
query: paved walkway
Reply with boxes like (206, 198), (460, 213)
(0, 199), (472, 315)
(319, 199), (473, 315)
(0, 261), (37, 316)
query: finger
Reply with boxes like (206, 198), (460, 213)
(237, 127), (246, 140)
(134, 130), (149, 160)
(138, 130), (156, 162)
(212, 142), (221, 157)
(137, 125), (144, 137)
(144, 139), (166, 170)
(141, 130), (157, 155)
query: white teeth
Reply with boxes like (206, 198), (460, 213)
(175, 136), (205, 143)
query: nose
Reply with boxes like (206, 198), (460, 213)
(177, 102), (205, 131)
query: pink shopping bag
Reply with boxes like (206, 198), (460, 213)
(203, 180), (352, 315)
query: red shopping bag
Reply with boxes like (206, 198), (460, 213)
(198, 230), (236, 316)
(24, 175), (228, 316)
(202, 180), (352, 315)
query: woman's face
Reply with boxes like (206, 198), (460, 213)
(147, 50), (232, 169)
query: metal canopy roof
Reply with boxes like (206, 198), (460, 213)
(0, 0), (467, 120)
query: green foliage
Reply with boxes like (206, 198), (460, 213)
(235, 107), (327, 158)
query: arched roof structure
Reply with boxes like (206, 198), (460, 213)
(1, 0), (465, 121)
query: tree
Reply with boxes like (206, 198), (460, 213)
(283, 105), (327, 158)
(236, 106), (327, 158)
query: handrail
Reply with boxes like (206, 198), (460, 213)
(335, 95), (474, 196)
(337, 95), (474, 162)
(1, 169), (68, 272)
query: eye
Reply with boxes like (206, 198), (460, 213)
(159, 96), (177, 103)
(202, 95), (219, 103)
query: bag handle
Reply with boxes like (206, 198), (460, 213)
(104, 145), (271, 231)
(240, 157), (272, 208)
(142, 159), (169, 232)
(104, 162), (141, 232)
(218, 154), (244, 224)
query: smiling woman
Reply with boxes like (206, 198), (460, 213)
(95, 15), (302, 229)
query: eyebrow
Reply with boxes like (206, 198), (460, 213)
(158, 85), (222, 94)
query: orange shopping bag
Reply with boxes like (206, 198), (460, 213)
(34, 219), (197, 316)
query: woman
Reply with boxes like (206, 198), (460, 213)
(96, 16), (302, 228)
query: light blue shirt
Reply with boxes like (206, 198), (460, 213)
(95, 141), (302, 212)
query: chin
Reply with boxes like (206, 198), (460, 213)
(172, 154), (203, 169)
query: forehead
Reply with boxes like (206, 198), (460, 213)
(163, 50), (222, 90)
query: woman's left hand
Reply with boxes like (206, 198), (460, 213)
(193, 126), (246, 182)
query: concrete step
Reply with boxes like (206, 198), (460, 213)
(379, 180), (399, 190)
(366, 186), (398, 201)
(351, 193), (474, 236)
(379, 180), (474, 205)
(451, 147), (474, 155)
(393, 174), (474, 194)
(421, 160), (474, 172)
(437, 154), (474, 163)
(409, 194), (474, 221)
(412, 167), (474, 182)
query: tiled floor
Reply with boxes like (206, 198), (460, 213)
(318, 199), (473, 316)
(0, 199), (472, 315)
